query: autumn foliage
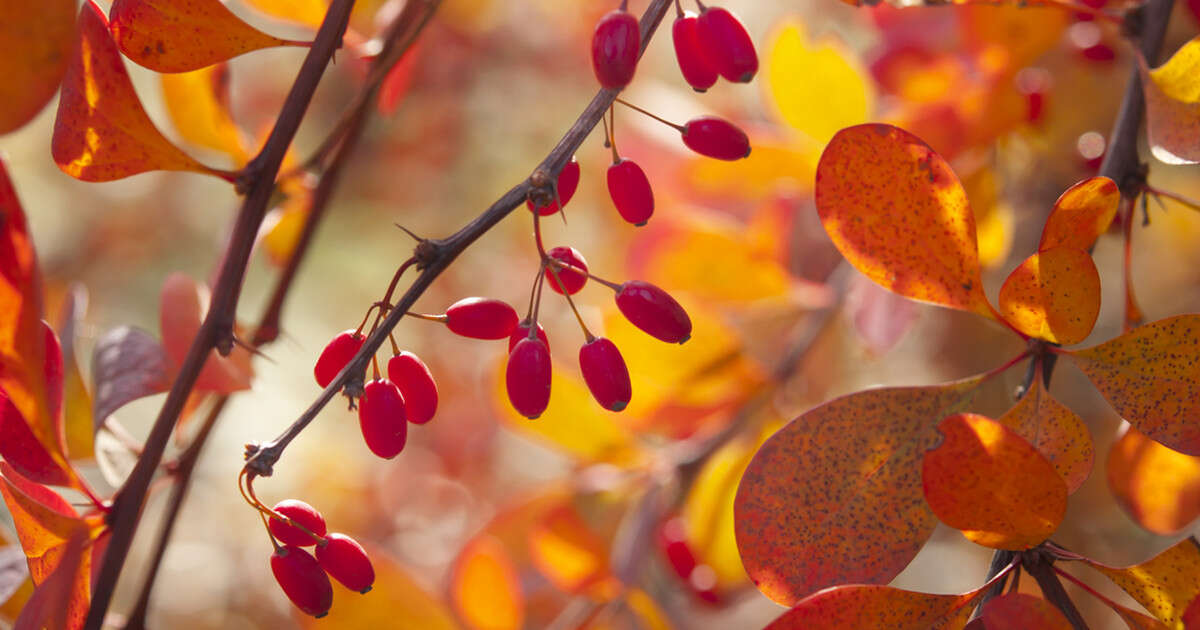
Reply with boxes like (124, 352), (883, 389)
(0, 0), (1199, 629)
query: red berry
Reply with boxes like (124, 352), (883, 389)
(681, 116), (750, 161)
(673, 12), (718, 92)
(314, 330), (365, 388)
(316, 533), (375, 594)
(271, 545), (333, 618)
(615, 281), (692, 344)
(545, 246), (588, 295)
(387, 352), (438, 425)
(269, 500), (327, 547)
(444, 297), (519, 340)
(508, 319), (550, 353)
(527, 157), (580, 216)
(697, 6), (758, 83)
(607, 158), (654, 226)
(506, 337), (551, 419)
(579, 337), (631, 412)
(359, 379), (407, 458)
(591, 7), (641, 89)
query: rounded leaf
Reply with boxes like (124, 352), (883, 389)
(997, 247), (1101, 345)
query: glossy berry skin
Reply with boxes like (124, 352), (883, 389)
(358, 379), (407, 459)
(316, 533), (375, 594)
(314, 330), (365, 388)
(269, 500), (327, 547)
(527, 158), (580, 216)
(508, 319), (549, 353)
(607, 158), (654, 226)
(545, 246), (588, 295)
(673, 12), (718, 92)
(579, 337), (632, 412)
(271, 545), (333, 618)
(387, 351), (438, 425)
(615, 281), (692, 344)
(681, 117), (750, 161)
(697, 6), (757, 83)
(592, 8), (641, 89)
(506, 338), (551, 420)
(445, 298), (519, 340)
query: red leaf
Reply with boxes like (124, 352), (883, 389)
(814, 123), (995, 319)
(734, 378), (982, 605)
(0, 0), (75, 133)
(52, 1), (224, 182)
(12, 526), (88, 630)
(109, 0), (304, 73)
(1068, 315), (1200, 456)
(979, 593), (1072, 629)
(159, 272), (253, 393)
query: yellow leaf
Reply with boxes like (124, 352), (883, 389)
(161, 64), (249, 164)
(450, 535), (523, 630)
(1140, 35), (1200, 165)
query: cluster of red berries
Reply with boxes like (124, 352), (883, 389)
(267, 499), (374, 617)
(314, 329), (438, 458)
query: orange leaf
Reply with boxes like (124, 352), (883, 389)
(55, 287), (94, 461)
(1068, 315), (1200, 456)
(923, 413), (1066, 550)
(1038, 177), (1120, 252)
(979, 593), (1072, 629)
(1138, 36), (1200, 165)
(527, 504), (613, 595)
(734, 378), (982, 605)
(814, 123), (995, 319)
(0, 0), (75, 133)
(12, 526), (88, 630)
(997, 247), (1101, 345)
(296, 541), (459, 630)
(243, 0), (330, 30)
(109, 0), (302, 73)
(1108, 426), (1200, 536)
(0, 463), (82, 577)
(450, 535), (523, 630)
(1085, 537), (1200, 628)
(160, 64), (249, 163)
(52, 1), (224, 182)
(997, 378), (1093, 493)
(765, 581), (987, 629)
(159, 272), (253, 394)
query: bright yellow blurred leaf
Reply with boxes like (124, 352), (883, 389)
(1140, 35), (1200, 165)
(161, 64), (249, 164)
(527, 504), (613, 595)
(1108, 425), (1200, 535)
(765, 20), (873, 145)
(450, 535), (523, 630)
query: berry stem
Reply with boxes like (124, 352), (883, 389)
(406, 311), (450, 323)
(525, 268), (544, 321)
(615, 98), (684, 132)
(1144, 184), (1200, 213)
(544, 262), (594, 340)
(674, 0), (683, 18)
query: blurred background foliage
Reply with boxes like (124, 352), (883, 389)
(4, 0), (1200, 627)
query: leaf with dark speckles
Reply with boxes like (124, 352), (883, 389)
(978, 593), (1071, 629)
(734, 378), (981, 605)
(1038, 177), (1120, 252)
(764, 581), (988, 629)
(109, 0), (304, 73)
(1138, 35), (1200, 165)
(814, 123), (995, 319)
(52, 2), (223, 182)
(1086, 537), (1200, 628)
(1068, 315), (1200, 456)
(997, 378), (1093, 493)
(923, 413), (1066, 550)
(997, 247), (1100, 345)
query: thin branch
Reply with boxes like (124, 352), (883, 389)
(243, 0), (675, 480)
(1023, 549), (1090, 630)
(84, 3), (358, 628)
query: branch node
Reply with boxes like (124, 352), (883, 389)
(527, 168), (555, 209)
(413, 239), (438, 269)
(1121, 3), (1145, 40)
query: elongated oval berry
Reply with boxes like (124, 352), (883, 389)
(607, 158), (654, 226)
(269, 499), (328, 546)
(387, 351), (438, 425)
(615, 281), (692, 344)
(358, 379), (407, 458)
(681, 116), (750, 161)
(316, 533), (375, 594)
(527, 157), (580, 216)
(508, 319), (550, 353)
(673, 12), (718, 92)
(314, 330), (365, 388)
(592, 5), (641, 89)
(271, 545), (333, 618)
(445, 297), (519, 340)
(579, 337), (632, 412)
(697, 6), (757, 83)
(506, 337), (551, 420)
(545, 246), (588, 295)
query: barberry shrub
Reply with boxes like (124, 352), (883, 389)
(0, 0), (1198, 629)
